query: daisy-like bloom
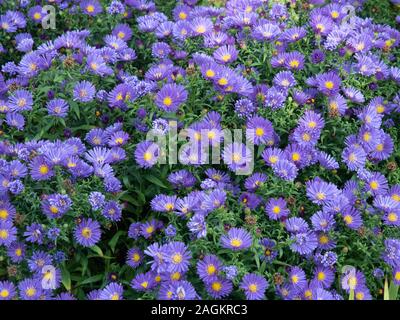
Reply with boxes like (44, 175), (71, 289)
(158, 280), (197, 300)
(273, 71), (296, 90)
(0, 281), (16, 300)
(99, 283), (124, 300)
(272, 159), (298, 181)
(144, 243), (169, 273)
(382, 239), (400, 268)
(240, 273), (268, 300)
(107, 130), (129, 147)
(341, 206), (363, 230)
(134, 141), (160, 168)
(0, 201), (16, 222)
(264, 86), (287, 110)
(73, 81), (96, 103)
(265, 197), (290, 220)
(315, 71), (341, 96)
(167, 170), (196, 189)
(246, 116), (274, 145)
(80, 0), (103, 16)
(197, 254), (222, 282)
(311, 211), (335, 232)
(281, 26), (307, 43)
(41, 193), (72, 219)
(173, 4), (191, 21)
(252, 23), (281, 41)
(151, 194), (177, 213)
(365, 172), (388, 196)
(284, 51), (305, 70)
(206, 276), (233, 299)
(155, 83), (188, 112)
(244, 172), (267, 191)
(126, 247), (143, 268)
(46, 98), (69, 118)
(7, 241), (26, 263)
(188, 213), (207, 239)
(341, 269), (366, 292)
(220, 227), (252, 251)
(74, 218), (101, 247)
(389, 185), (400, 204)
(260, 238), (278, 262)
(358, 126), (382, 153)
(222, 142), (253, 173)
(289, 267), (307, 290)
(86, 53), (113, 76)
(6, 112), (25, 130)
(8, 89), (33, 112)
(290, 230), (318, 255)
(285, 217), (309, 234)
(152, 42), (171, 59)
(311, 266), (335, 289)
(306, 178), (339, 205)
(28, 5), (43, 23)
(112, 23), (132, 41)
(342, 86), (365, 104)
(393, 268), (400, 286)
(234, 98), (256, 117)
(370, 132), (394, 161)
(343, 139), (366, 163)
(0, 220), (17, 246)
(299, 110), (325, 132)
(141, 219), (163, 239)
(191, 17), (213, 35)
(24, 223), (44, 244)
(18, 278), (43, 300)
(262, 147), (284, 167)
(202, 189), (227, 213)
(166, 241), (191, 273)
(131, 272), (156, 292)
(358, 105), (383, 129)
(213, 45), (238, 64)
(101, 201), (122, 221)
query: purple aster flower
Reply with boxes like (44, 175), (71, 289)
(131, 272), (157, 292)
(213, 45), (238, 64)
(265, 197), (290, 220)
(234, 98), (256, 118)
(252, 23), (281, 41)
(284, 51), (305, 70)
(311, 211), (335, 232)
(272, 159), (298, 181)
(88, 192), (105, 211)
(306, 178), (339, 205)
(8, 89), (33, 112)
(134, 141), (160, 168)
(290, 230), (318, 255)
(312, 266), (335, 289)
(206, 276), (233, 299)
(220, 227), (252, 251)
(41, 193), (72, 219)
(222, 142), (253, 173)
(102, 200), (122, 221)
(74, 218), (101, 247)
(46, 98), (69, 118)
(112, 23), (132, 41)
(0, 220), (17, 246)
(166, 241), (191, 273)
(0, 281), (16, 300)
(27, 250), (52, 273)
(246, 116), (274, 145)
(99, 283), (124, 300)
(80, 0), (103, 16)
(315, 71), (341, 96)
(126, 247), (143, 268)
(382, 239), (400, 268)
(273, 71), (297, 90)
(73, 81), (96, 103)
(289, 267), (307, 290)
(155, 83), (188, 112)
(18, 278), (43, 300)
(260, 238), (277, 263)
(341, 206), (363, 230)
(197, 254), (222, 282)
(342, 146), (367, 171)
(24, 223), (44, 244)
(240, 273), (268, 300)
(244, 172), (267, 191)
(168, 170), (196, 189)
(151, 194), (177, 213)
(311, 49), (325, 64)
(158, 280), (197, 300)
(364, 172), (388, 196)
(7, 241), (25, 263)
(188, 213), (207, 239)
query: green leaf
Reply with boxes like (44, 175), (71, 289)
(349, 289), (354, 301)
(78, 274), (103, 286)
(144, 175), (168, 189)
(384, 278), (389, 300)
(389, 280), (399, 300)
(91, 245), (104, 257)
(108, 231), (124, 253)
(61, 266), (71, 291)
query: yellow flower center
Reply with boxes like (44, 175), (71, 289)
(34, 12), (42, 20)
(388, 212), (398, 222)
(218, 78), (228, 86)
(50, 206), (59, 214)
(133, 253), (140, 262)
(248, 284), (257, 293)
(207, 264), (216, 275)
(172, 253), (182, 264)
(212, 281), (222, 292)
(81, 227), (92, 239)
(255, 128), (264, 137)
(26, 287), (36, 297)
(343, 215), (353, 225)
(230, 238), (242, 247)
(163, 97), (172, 106)
(206, 69), (215, 78)
(370, 181), (379, 190)
(39, 165), (49, 175)
(0, 209), (8, 220)
(179, 12), (187, 20)
(272, 206), (281, 214)
(325, 81), (334, 89)
(317, 272), (326, 281)
(86, 5), (95, 13)
(0, 230), (8, 239)
(269, 155), (278, 164)
(0, 289), (9, 298)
